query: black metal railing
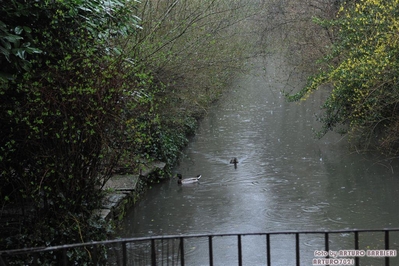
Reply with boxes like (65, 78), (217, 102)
(1, 228), (398, 265)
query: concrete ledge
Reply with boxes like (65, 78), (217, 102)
(103, 174), (139, 192)
(96, 161), (167, 222)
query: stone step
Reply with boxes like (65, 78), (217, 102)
(95, 160), (166, 221)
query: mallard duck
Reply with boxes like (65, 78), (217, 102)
(230, 157), (238, 164)
(230, 157), (238, 169)
(177, 174), (201, 185)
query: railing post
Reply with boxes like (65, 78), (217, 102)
(92, 245), (98, 264)
(266, 234), (271, 266)
(208, 236), (213, 266)
(295, 233), (300, 266)
(166, 239), (170, 266)
(237, 235), (242, 266)
(33, 253), (38, 266)
(0, 256), (6, 266)
(122, 242), (127, 266)
(324, 232), (329, 254)
(385, 230), (390, 266)
(354, 231), (359, 266)
(151, 239), (156, 266)
(325, 232), (330, 266)
(179, 237), (185, 266)
(62, 248), (67, 266)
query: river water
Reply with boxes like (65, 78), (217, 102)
(117, 54), (399, 265)
(117, 7), (399, 265)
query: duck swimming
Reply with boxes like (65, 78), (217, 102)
(177, 174), (201, 185)
(230, 157), (238, 164)
(230, 157), (238, 168)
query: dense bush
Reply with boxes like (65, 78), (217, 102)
(0, 0), (141, 262)
(117, 0), (257, 168)
(288, 0), (399, 154)
(1, 0), (257, 263)
(135, 0), (256, 108)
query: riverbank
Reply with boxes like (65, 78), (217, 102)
(96, 161), (166, 223)
(0, 2), (257, 264)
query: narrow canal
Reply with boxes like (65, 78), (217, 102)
(117, 3), (399, 265)
(117, 56), (399, 265)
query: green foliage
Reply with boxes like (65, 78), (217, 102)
(0, 2), (42, 78)
(1, 0), (141, 263)
(117, 0), (256, 167)
(0, 0), (140, 79)
(288, 0), (399, 153)
(6, 213), (112, 265)
(132, 0), (255, 111)
(1, 0), (257, 263)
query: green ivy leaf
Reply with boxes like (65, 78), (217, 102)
(14, 26), (23, 35)
(4, 34), (23, 43)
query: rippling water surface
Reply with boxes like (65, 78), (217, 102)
(117, 53), (399, 264)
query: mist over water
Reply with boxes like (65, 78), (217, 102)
(117, 3), (399, 264)
(117, 54), (399, 264)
